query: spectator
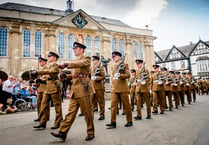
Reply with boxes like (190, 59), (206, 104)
(20, 85), (36, 107)
(0, 79), (3, 92)
(5, 98), (17, 113)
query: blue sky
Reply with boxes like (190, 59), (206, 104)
(0, 0), (208, 51)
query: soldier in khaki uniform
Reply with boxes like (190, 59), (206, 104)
(197, 78), (204, 95)
(106, 51), (133, 129)
(33, 52), (63, 129)
(188, 72), (196, 102)
(176, 72), (185, 106)
(129, 69), (136, 111)
(91, 55), (105, 120)
(170, 71), (179, 109)
(182, 72), (191, 104)
(34, 57), (50, 122)
(150, 64), (165, 114)
(134, 59), (151, 120)
(51, 42), (95, 141)
(162, 67), (173, 111)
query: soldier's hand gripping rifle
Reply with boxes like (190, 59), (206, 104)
(185, 74), (190, 86)
(140, 62), (148, 85)
(165, 69), (172, 85)
(179, 74), (184, 86)
(113, 53), (126, 79)
(158, 67), (164, 85)
(91, 55), (104, 80)
(172, 71), (178, 86)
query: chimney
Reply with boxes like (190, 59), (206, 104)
(190, 41), (193, 45)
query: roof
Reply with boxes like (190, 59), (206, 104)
(155, 49), (170, 60)
(0, 2), (130, 27)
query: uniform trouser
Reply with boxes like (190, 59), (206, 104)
(185, 90), (191, 104)
(178, 91), (185, 105)
(111, 92), (132, 122)
(91, 90), (105, 117)
(172, 92), (179, 107)
(165, 91), (172, 109)
(191, 89), (196, 102)
(93, 96), (98, 111)
(153, 91), (165, 112)
(37, 92), (50, 119)
(39, 93), (62, 126)
(198, 87), (204, 95)
(59, 96), (94, 135)
(130, 92), (135, 111)
(136, 91), (151, 117)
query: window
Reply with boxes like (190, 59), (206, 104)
(94, 36), (100, 56)
(132, 40), (137, 61)
(180, 60), (185, 69)
(68, 34), (75, 59)
(171, 62), (176, 70)
(86, 36), (91, 57)
(58, 33), (65, 58)
(23, 29), (31, 57)
(119, 39), (124, 56)
(0, 27), (8, 56)
(168, 48), (182, 60)
(34, 31), (42, 57)
(197, 60), (209, 72)
(139, 42), (143, 59)
(112, 38), (117, 52)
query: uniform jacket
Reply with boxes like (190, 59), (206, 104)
(171, 76), (178, 92)
(135, 68), (150, 93)
(183, 77), (190, 91)
(111, 63), (130, 93)
(189, 77), (196, 90)
(37, 62), (60, 94)
(37, 66), (47, 93)
(150, 71), (164, 92)
(91, 65), (105, 91)
(163, 72), (171, 91)
(66, 55), (95, 98)
(177, 76), (185, 92)
(129, 76), (136, 93)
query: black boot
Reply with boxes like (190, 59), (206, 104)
(124, 122), (133, 127)
(106, 122), (116, 129)
(51, 131), (66, 141)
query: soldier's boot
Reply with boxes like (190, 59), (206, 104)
(106, 122), (116, 129)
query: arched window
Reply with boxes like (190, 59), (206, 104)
(94, 36), (100, 56)
(119, 39), (124, 56)
(86, 35), (91, 57)
(23, 29), (31, 57)
(34, 31), (42, 57)
(112, 38), (117, 52)
(58, 33), (65, 58)
(68, 34), (74, 59)
(0, 27), (8, 56)
(139, 42), (143, 59)
(132, 40), (137, 61)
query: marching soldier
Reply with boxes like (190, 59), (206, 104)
(170, 71), (179, 109)
(33, 51), (63, 129)
(197, 78), (204, 95)
(162, 67), (173, 111)
(188, 72), (196, 102)
(134, 59), (151, 120)
(176, 72), (185, 106)
(51, 42), (95, 141)
(182, 72), (191, 104)
(106, 51), (133, 129)
(150, 64), (165, 114)
(34, 57), (50, 122)
(91, 55), (106, 120)
(129, 68), (137, 112)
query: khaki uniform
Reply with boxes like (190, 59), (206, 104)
(177, 77), (185, 106)
(36, 66), (50, 120)
(135, 68), (151, 117)
(150, 71), (165, 112)
(163, 73), (173, 110)
(171, 76), (179, 108)
(110, 63), (132, 123)
(38, 62), (63, 127)
(189, 77), (196, 102)
(91, 65), (105, 118)
(59, 55), (94, 136)
(129, 76), (136, 111)
(184, 77), (191, 104)
(198, 79), (204, 95)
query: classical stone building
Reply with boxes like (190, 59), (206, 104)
(155, 39), (209, 78)
(0, 1), (155, 80)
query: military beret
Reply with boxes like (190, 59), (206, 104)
(187, 72), (191, 75)
(112, 51), (122, 58)
(153, 64), (160, 69)
(169, 71), (174, 74)
(48, 51), (59, 58)
(182, 72), (187, 75)
(161, 67), (167, 71)
(73, 42), (86, 49)
(135, 59), (143, 64)
(38, 56), (47, 62)
(175, 71), (180, 74)
(150, 71), (155, 74)
(130, 69), (136, 73)
(92, 55), (100, 60)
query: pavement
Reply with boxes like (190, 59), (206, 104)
(0, 94), (209, 145)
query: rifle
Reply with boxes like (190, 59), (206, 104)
(113, 53), (126, 79)
(91, 55), (104, 80)
(165, 68), (172, 85)
(158, 67), (164, 85)
(172, 71), (178, 86)
(140, 62), (148, 85)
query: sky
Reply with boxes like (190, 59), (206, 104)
(0, 0), (209, 51)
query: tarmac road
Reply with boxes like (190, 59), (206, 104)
(0, 94), (209, 145)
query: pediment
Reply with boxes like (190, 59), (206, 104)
(190, 40), (209, 56)
(53, 9), (106, 30)
(166, 46), (186, 60)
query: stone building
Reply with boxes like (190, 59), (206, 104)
(0, 1), (156, 80)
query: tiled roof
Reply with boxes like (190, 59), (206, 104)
(156, 49), (170, 60)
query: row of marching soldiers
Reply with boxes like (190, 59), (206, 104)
(30, 41), (208, 142)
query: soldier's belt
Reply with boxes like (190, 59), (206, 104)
(153, 80), (159, 83)
(47, 77), (58, 81)
(73, 74), (90, 79)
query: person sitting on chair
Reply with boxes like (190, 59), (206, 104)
(20, 85), (36, 107)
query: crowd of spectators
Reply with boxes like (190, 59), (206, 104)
(0, 76), (37, 115)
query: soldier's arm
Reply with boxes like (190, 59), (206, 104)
(145, 69), (150, 83)
(67, 56), (90, 68)
(120, 64), (130, 79)
(38, 63), (60, 75)
(96, 66), (105, 81)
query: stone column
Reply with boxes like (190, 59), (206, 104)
(125, 35), (133, 68)
(44, 26), (57, 56)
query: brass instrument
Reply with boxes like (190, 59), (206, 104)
(113, 53), (126, 79)
(165, 71), (172, 85)
(91, 55), (104, 80)
(172, 71), (178, 86)
(185, 74), (190, 86)
(179, 74), (184, 85)
(140, 62), (148, 85)
(158, 67), (164, 85)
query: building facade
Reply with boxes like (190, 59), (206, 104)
(0, 1), (156, 80)
(155, 39), (209, 78)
